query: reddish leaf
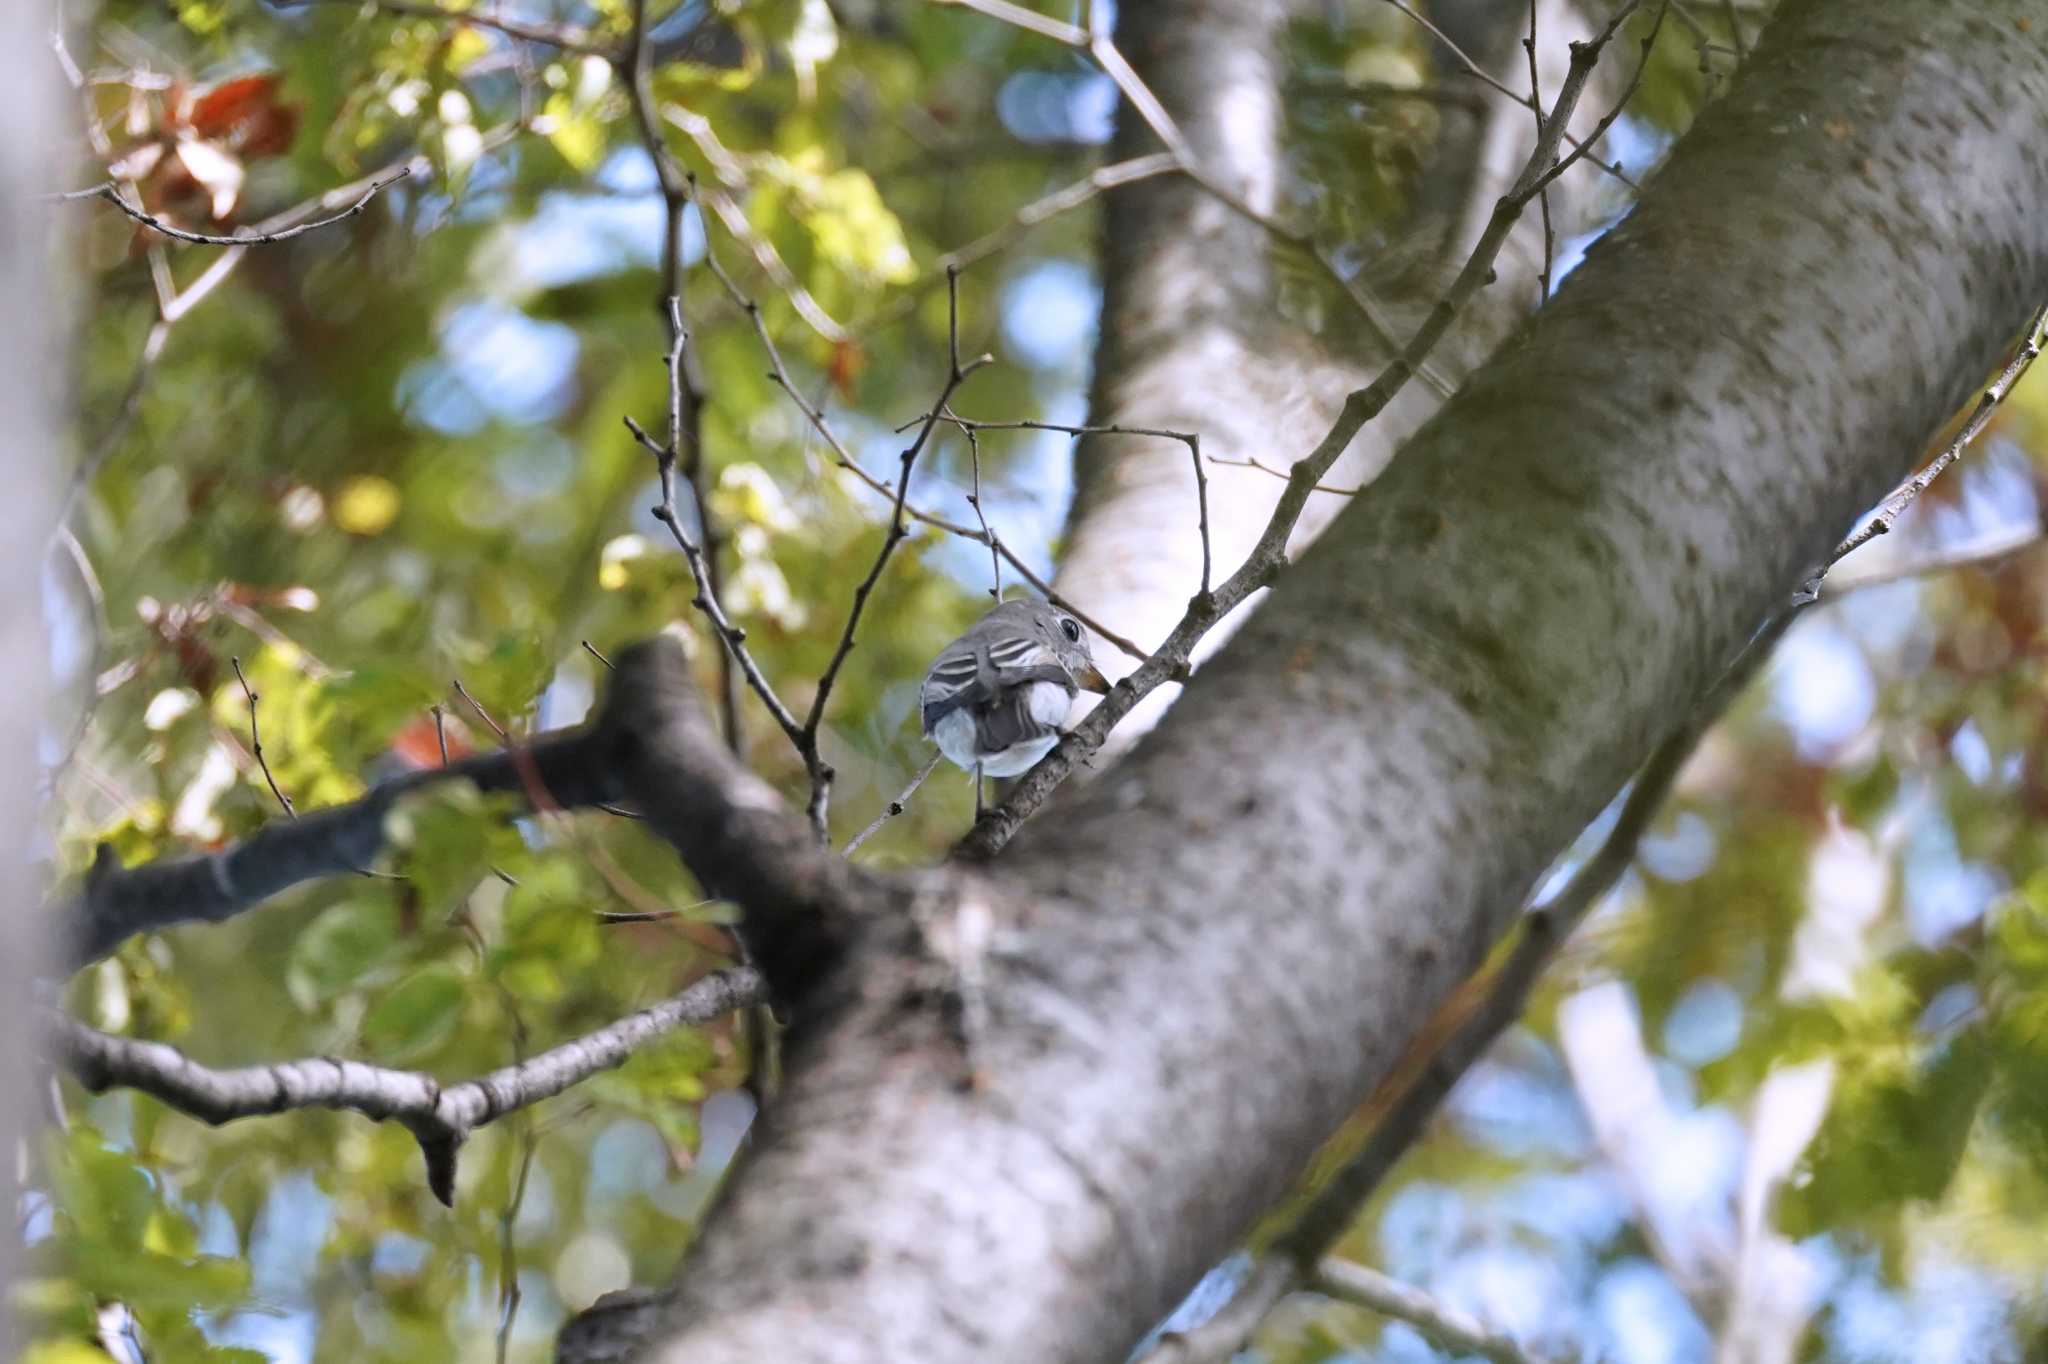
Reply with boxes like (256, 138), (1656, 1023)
(185, 73), (299, 160)
(827, 339), (866, 401)
(389, 714), (473, 770)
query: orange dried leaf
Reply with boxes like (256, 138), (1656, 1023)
(827, 339), (866, 401)
(390, 714), (472, 769)
(186, 73), (299, 159)
(186, 74), (275, 135)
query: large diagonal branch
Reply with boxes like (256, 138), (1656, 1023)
(50, 969), (762, 1206)
(557, 3), (2048, 1360)
(1053, 0), (1623, 755)
(962, 4), (1649, 859)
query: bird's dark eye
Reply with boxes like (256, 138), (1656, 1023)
(1060, 617), (1082, 643)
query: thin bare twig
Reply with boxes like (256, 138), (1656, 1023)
(448, 681), (566, 889)
(961, 420), (1002, 600)
(741, 284), (1148, 659)
(936, 153), (1179, 281)
(1141, 1254), (1560, 1364)
(942, 0), (1198, 171)
(1823, 523), (2043, 596)
(1826, 302), (2048, 567)
(64, 127), (525, 524)
(635, 72), (1152, 668)
(851, 154), (1181, 340)
(1526, 2), (1669, 197)
(675, 308), (740, 754)
(930, 0), (1452, 390)
(906, 413), (1198, 455)
(1083, 0), (1192, 163)
(618, 0), (686, 298)
(1313, 1258), (1564, 1364)
(962, 1), (1647, 860)
(933, 0), (1083, 45)
(1288, 77), (1490, 111)
(1380, 0), (1640, 190)
(803, 268), (993, 838)
(453, 678), (512, 742)
(230, 657), (294, 818)
(613, 1), (750, 752)
(907, 412), (1205, 646)
(495, 1126), (538, 1364)
(1182, 165), (1451, 395)
(624, 304), (807, 754)
(1188, 434), (1213, 603)
(844, 753), (946, 856)
(1524, 0), (1557, 306)
(1207, 453), (1364, 497)
(658, 107), (848, 341)
(69, 167), (413, 247)
(279, 0), (614, 57)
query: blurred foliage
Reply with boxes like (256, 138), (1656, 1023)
(45, 0), (2048, 1362)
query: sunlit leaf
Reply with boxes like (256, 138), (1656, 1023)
(362, 963), (468, 1061)
(288, 895), (403, 1006)
(333, 475), (402, 536)
(1783, 1028), (1994, 1234)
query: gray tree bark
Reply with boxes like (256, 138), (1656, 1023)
(1054, 0), (1618, 750)
(0, 1), (63, 1356)
(546, 1), (2048, 1359)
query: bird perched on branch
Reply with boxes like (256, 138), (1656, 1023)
(921, 599), (1110, 815)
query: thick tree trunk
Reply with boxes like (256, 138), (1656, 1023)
(0, 2), (62, 1356)
(558, 3), (2048, 1360)
(1054, 0), (1616, 751)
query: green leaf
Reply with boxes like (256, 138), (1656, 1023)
(172, 0), (228, 34)
(382, 782), (524, 914)
(288, 894), (402, 1007)
(587, 1025), (715, 1149)
(1783, 1028), (1994, 1235)
(24, 1341), (125, 1364)
(544, 92), (607, 172)
(362, 963), (468, 1062)
(761, 151), (916, 287)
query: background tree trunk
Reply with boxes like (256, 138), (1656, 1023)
(1, 2), (64, 1356)
(569, 0), (2048, 1358)
(1054, 0), (1619, 752)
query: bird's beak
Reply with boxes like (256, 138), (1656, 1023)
(1074, 662), (1111, 695)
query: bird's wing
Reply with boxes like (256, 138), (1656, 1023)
(920, 634), (1060, 734)
(974, 681), (1061, 754)
(993, 662), (1080, 691)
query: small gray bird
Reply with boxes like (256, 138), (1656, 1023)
(920, 599), (1110, 812)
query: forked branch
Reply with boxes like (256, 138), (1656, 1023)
(52, 970), (763, 1204)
